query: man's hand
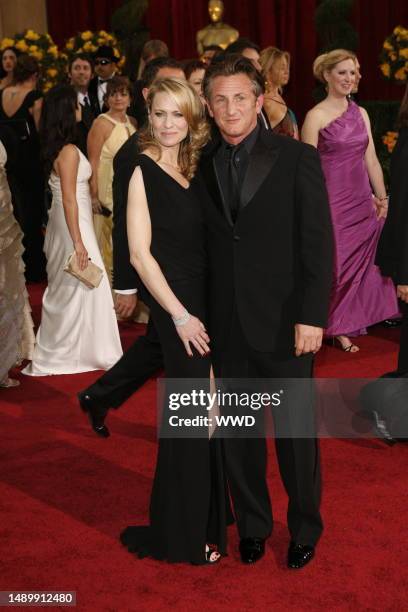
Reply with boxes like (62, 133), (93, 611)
(397, 285), (408, 304)
(114, 293), (137, 318)
(294, 324), (323, 357)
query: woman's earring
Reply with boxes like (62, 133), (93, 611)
(149, 122), (155, 139)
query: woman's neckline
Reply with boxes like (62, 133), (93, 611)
(319, 100), (352, 134)
(140, 153), (190, 190)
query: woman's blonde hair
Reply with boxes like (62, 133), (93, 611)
(313, 49), (356, 83)
(259, 46), (290, 91)
(139, 77), (210, 181)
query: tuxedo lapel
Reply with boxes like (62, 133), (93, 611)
(240, 131), (280, 210)
(200, 148), (234, 227)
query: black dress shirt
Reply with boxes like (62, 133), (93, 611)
(214, 123), (260, 221)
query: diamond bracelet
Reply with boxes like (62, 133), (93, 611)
(172, 309), (191, 327)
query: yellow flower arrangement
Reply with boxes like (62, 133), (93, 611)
(62, 29), (124, 72)
(394, 67), (406, 81)
(25, 29), (40, 41)
(1, 29), (64, 91)
(380, 63), (390, 78)
(15, 39), (29, 53)
(380, 25), (408, 84)
(382, 131), (398, 154)
(81, 31), (93, 41)
(82, 41), (97, 53)
(0, 37), (16, 50)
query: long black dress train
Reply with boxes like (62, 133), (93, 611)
(120, 154), (229, 565)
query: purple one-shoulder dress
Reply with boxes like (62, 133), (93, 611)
(317, 101), (398, 336)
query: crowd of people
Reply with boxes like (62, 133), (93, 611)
(1, 34), (408, 569)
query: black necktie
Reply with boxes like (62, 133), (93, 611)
(83, 95), (90, 108)
(225, 144), (240, 222)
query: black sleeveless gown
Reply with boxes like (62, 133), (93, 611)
(0, 89), (46, 281)
(120, 154), (229, 565)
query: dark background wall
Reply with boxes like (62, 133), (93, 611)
(46, 0), (408, 120)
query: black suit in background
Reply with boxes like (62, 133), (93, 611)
(81, 133), (164, 409)
(128, 80), (148, 128)
(197, 127), (333, 545)
(376, 127), (408, 373)
(89, 76), (111, 115)
(75, 93), (99, 157)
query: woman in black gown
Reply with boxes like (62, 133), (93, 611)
(120, 77), (228, 565)
(0, 54), (46, 281)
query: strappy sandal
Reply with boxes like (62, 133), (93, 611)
(205, 544), (221, 564)
(0, 377), (20, 388)
(334, 337), (360, 353)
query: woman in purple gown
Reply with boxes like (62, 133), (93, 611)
(302, 49), (398, 352)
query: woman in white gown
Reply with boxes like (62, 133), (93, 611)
(23, 85), (122, 376)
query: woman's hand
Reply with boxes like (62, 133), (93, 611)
(373, 195), (388, 219)
(74, 240), (89, 271)
(175, 314), (210, 357)
(92, 198), (103, 214)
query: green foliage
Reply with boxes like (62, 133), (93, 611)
(111, 0), (149, 39)
(360, 100), (400, 186)
(315, 0), (358, 52)
(111, 0), (150, 78)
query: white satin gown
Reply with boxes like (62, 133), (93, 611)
(23, 147), (122, 376)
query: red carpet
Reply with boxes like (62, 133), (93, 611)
(1, 284), (407, 611)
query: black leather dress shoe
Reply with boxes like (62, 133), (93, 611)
(370, 410), (397, 446)
(381, 318), (403, 328)
(287, 542), (315, 569)
(78, 392), (110, 438)
(239, 538), (265, 564)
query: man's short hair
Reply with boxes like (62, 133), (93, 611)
(225, 38), (260, 56)
(203, 54), (265, 101)
(141, 39), (169, 62)
(141, 57), (184, 89)
(68, 53), (93, 73)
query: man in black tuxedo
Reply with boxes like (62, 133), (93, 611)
(197, 56), (333, 568)
(88, 46), (119, 115)
(79, 57), (333, 569)
(68, 54), (99, 156)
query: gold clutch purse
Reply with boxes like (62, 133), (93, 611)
(63, 252), (103, 289)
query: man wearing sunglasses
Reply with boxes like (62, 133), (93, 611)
(89, 45), (120, 114)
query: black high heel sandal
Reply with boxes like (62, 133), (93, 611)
(333, 336), (360, 353)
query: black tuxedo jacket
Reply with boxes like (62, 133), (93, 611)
(75, 94), (99, 157)
(196, 128), (333, 355)
(376, 127), (408, 285)
(89, 76), (108, 115)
